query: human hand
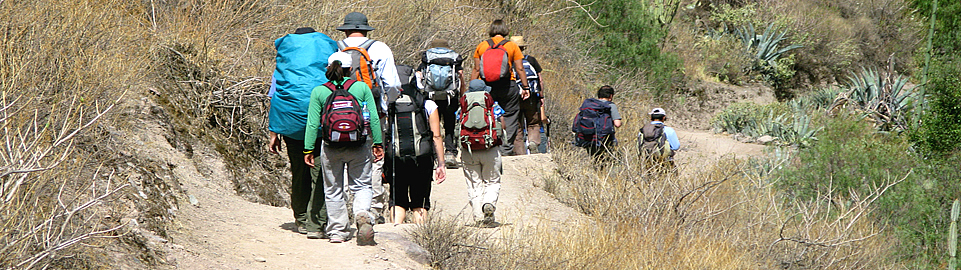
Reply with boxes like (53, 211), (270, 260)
(434, 166), (446, 184)
(520, 88), (530, 100)
(372, 145), (384, 162)
(268, 132), (281, 154)
(304, 154), (315, 167)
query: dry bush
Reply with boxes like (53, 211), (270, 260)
(0, 0), (151, 268)
(520, 143), (902, 269)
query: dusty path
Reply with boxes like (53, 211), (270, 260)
(143, 125), (763, 269)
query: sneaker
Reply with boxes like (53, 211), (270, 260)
(297, 224), (307, 234)
(329, 235), (345, 243)
(482, 203), (496, 225)
(445, 153), (458, 169)
(306, 231), (323, 239)
(355, 213), (376, 246)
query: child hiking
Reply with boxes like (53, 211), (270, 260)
(572, 85), (622, 158)
(266, 27), (336, 240)
(303, 52), (382, 245)
(459, 79), (504, 227)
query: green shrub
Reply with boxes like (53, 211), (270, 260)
(577, 0), (681, 98)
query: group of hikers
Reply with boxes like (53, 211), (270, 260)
(267, 13), (549, 245)
(267, 12), (681, 246)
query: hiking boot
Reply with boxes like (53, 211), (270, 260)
(444, 152), (458, 169)
(329, 235), (345, 243)
(306, 231), (324, 239)
(376, 215), (386, 225)
(296, 223), (307, 234)
(355, 213), (376, 246)
(482, 203), (496, 225)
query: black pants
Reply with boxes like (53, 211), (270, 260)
(434, 98), (460, 155)
(486, 79), (522, 155)
(385, 154), (434, 210)
(283, 136), (327, 232)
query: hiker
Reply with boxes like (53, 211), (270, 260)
(459, 79), (504, 227)
(638, 108), (680, 169)
(335, 12), (401, 223)
(416, 39), (466, 168)
(510, 36), (548, 154)
(266, 27), (336, 239)
(572, 85), (622, 157)
(384, 82), (447, 225)
(471, 19), (532, 156)
(303, 52), (382, 245)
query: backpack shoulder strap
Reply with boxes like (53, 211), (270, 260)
(337, 40), (348, 51)
(486, 39), (495, 49)
(359, 39), (376, 50)
(494, 39), (508, 49)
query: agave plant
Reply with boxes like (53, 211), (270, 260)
(840, 66), (919, 131)
(734, 22), (804, 71)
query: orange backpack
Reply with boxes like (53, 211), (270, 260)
(337, 40), (379, 89)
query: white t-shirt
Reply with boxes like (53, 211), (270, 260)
(424, 100), (438, 116)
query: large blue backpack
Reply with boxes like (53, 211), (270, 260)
(268, 31), (338, 140)
(571, 98), (615, 147)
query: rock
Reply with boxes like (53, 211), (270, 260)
(188, 195), (199, 207)
(757, 135), (776, 145)
(254, 257), (266, 263)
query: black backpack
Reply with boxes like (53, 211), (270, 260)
(386, 84), (433, 161)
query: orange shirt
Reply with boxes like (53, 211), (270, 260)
(473, 36), (524, 80)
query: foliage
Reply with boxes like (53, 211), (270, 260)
(912, 0), (961, 55)
(578, 0), (682, 98)
(711, 102), (820, 146)
(834, 67), (919, 132)
(733, 22), (802, 93)
(915, 57), (961, 156)
(776, 115), (961, 268)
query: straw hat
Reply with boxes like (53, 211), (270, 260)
(509, 36), (528, 47)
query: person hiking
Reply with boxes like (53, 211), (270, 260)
(510, 36), (548, 154)
(471, 19), (532, 156)
(384, 82), (447, 225)
(416, 39), (466, 169)
(572, 85), (622, 158)
(638, 107), (680, 170)
(459, 79), (504, 227)
(335, 11), (400, 224)
(303, 52), (382, 245)
(266, 27), (336, 240)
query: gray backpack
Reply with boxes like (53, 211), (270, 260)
(639, 123), (672, 161)
(423, 47), (459, 101)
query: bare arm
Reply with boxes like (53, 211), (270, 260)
(429, 110), (447, 183)
(513, 59), (530, 100)
(471, 58), (481, 80)
(613, 119), (622, 128)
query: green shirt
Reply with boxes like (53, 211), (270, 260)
(304, 78), (382, 151)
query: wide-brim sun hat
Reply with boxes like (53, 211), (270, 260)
(649, 107), (666, 115)
(328, 52), (352, 67)
(336, 12), (376, 31)
(509, 36), (528, 47)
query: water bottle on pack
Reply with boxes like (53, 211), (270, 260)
(362, 101), (371, 137)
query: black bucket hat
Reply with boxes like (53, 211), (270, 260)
(336, 12), (375, 31)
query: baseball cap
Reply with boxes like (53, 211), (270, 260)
(327, 52), (352, 67)
(649, 108), (666, 115)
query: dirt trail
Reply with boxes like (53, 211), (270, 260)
(142, 124), (763, 269)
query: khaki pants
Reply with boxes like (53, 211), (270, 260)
(460, 148), (501, 221)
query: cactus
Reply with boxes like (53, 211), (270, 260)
(951, 199), (959, 270)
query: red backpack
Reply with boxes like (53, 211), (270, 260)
(478, 39), (510, 83)
(321, 80), (367, 145)
(458, 91), (501, 151)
